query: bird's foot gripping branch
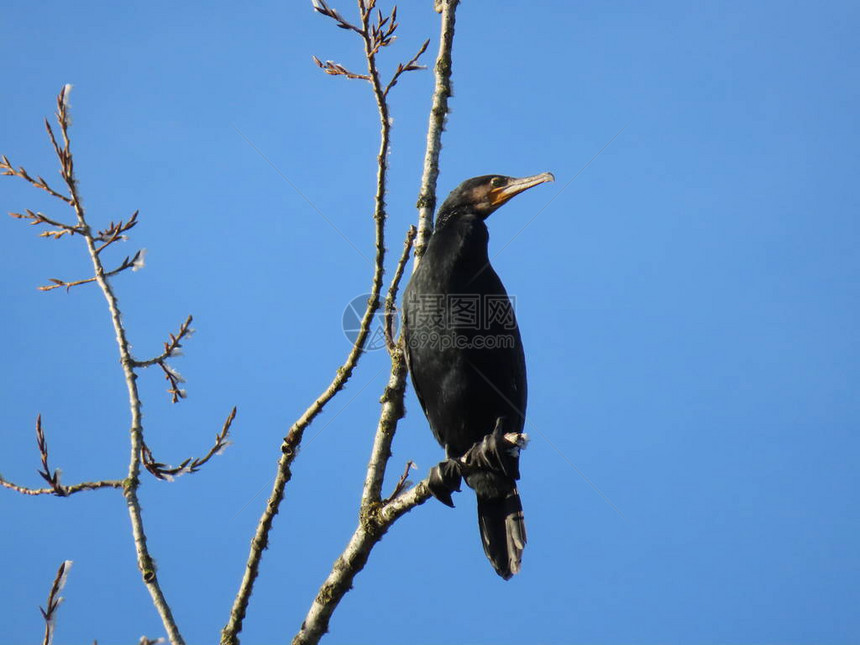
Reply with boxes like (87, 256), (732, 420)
(427, 417), (528, 509)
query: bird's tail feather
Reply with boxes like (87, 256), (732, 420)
(477, 487), (527, 580)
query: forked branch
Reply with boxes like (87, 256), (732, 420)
(221, 2), (425, 641)
(3, 86), (191, 644)
(0, 416), (125, 497)
(292, 4), (460, 641)
(0, 414), (124, 497)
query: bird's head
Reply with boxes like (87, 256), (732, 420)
(437, 172), (555, 223)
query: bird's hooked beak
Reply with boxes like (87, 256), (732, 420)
(489, 172), (555, 207)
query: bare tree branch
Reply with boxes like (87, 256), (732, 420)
(293, 4), (463, 640)
(52, 85), (186, 645)
(293, 422), (528, 644)
(6, 3), (460, 642)
(415, 0), (459, 262)
(293, 401), (527, 645)
(3, 86), (189, 644)
(221, 2), (410, 639)
(292, 348), (411, 645)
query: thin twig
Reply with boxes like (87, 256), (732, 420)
(142, 407), (236, 480)
(156, 361), (187, 403)
(34, 415), (64, 495)
(311, 56), (370, 80)
(8, 209), (82, 238)
(40, 560), (72, 645)
(0, 155), (73, 204)
(355, 0), (399, 511)
(38, 249), (144, 292)
(414, 0), (459, 262)
(39, 276), (98, 292)
(384, 39), (430, 96)
(312, 0), (364, 34)
(133, 315), (194, 368)
(0, 478), (124, 496)
(384, 226), (416, 351)
(130, 315), (194, 402)
(382, 459), (415, 505)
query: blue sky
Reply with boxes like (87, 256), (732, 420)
(1, 1), (858, 643)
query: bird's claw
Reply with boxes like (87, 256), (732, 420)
(458, 417), (524, 481)
(428, 459), (462, 508)
(428, 419), (527, 507)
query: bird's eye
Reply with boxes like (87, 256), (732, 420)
(490, 177), (506, 188)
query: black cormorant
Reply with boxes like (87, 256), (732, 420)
(403, 172), (554, 579)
